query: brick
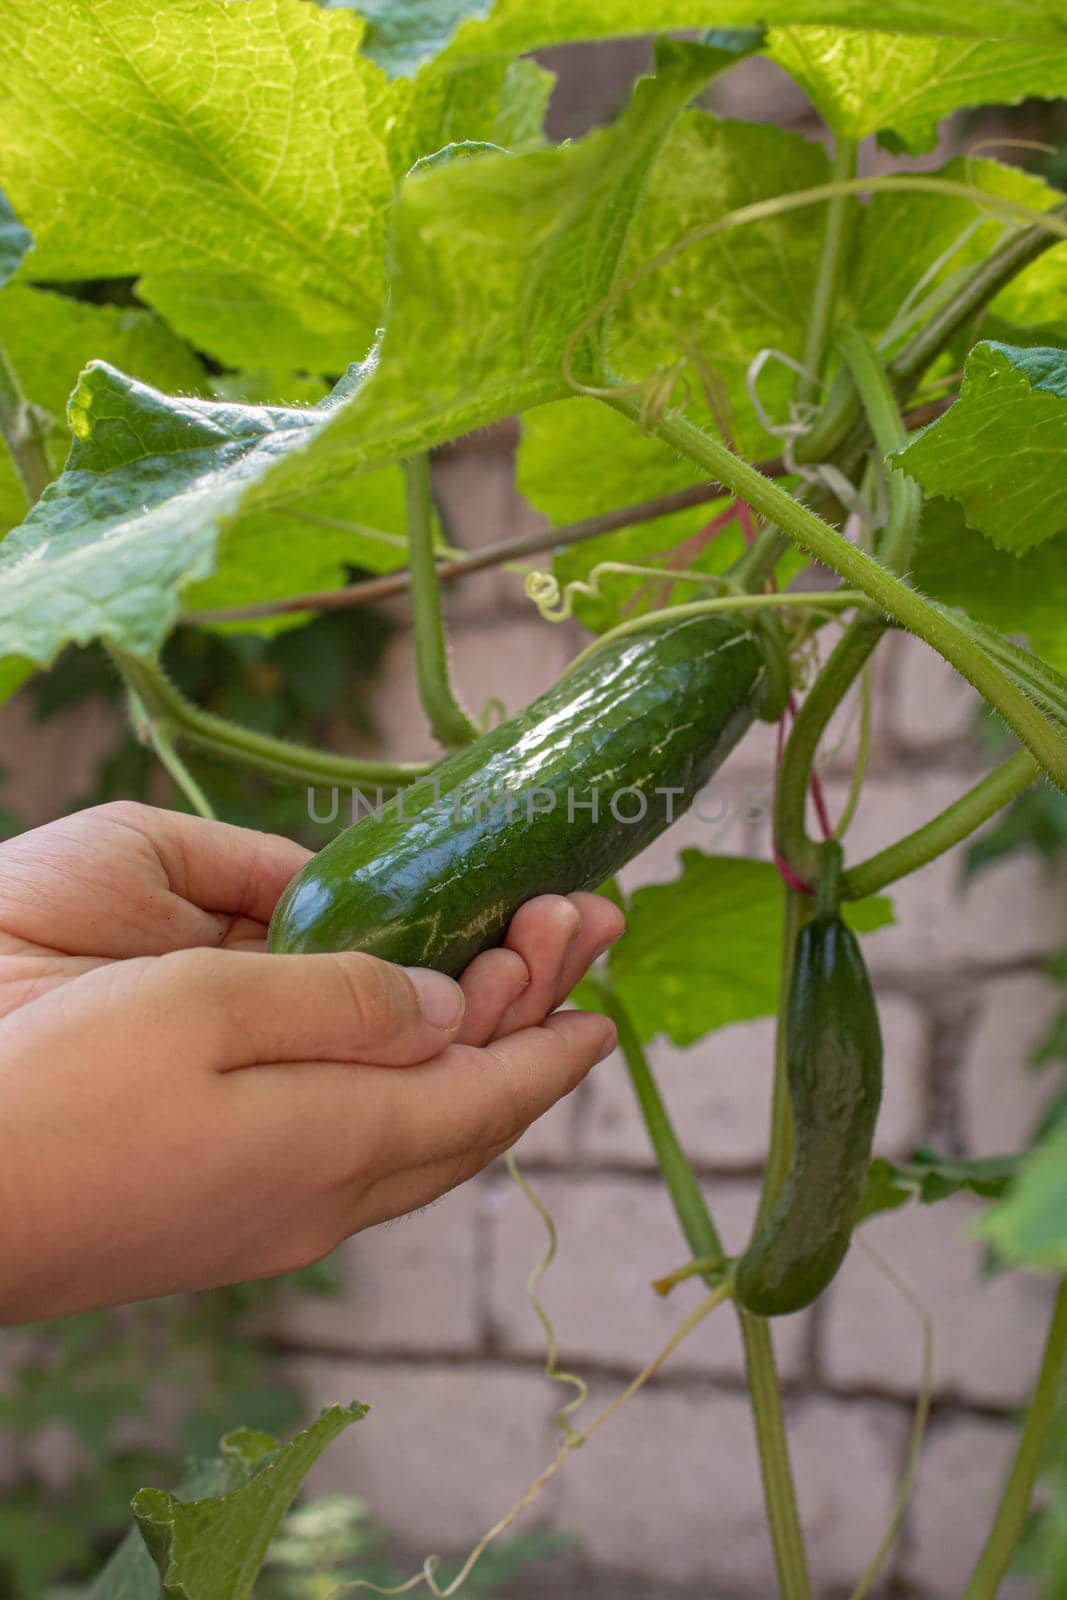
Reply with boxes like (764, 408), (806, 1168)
(959, 972), (1064, 1157)
(558, 1380), (778, 1590)
(580, 1021), (777, 1171)
(504, 1082), (578, 1163)
(269, 1185), (479, 1356)
(902, 1417), (1036, 1599)
(285, 1357), (564, 1547)
(558, 1385), (903, 1592)
(364, 619), (575, 763)
(580, 995), (925, 1170)
(431, 448), (550, 622)
(885, 631), (981, 755)
(789, 1397), (908, 1592)
(822, 1194), (1055, 1407)
(487, 1175), (810, 1382)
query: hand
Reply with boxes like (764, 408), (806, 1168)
(0, 803), (622, 1321)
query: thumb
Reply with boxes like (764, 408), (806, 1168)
(155, 948), (467, 1069)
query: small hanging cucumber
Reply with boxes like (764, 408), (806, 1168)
(269, 611), (786, 975)
(735, 909), (883, 1317)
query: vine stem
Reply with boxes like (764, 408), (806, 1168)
(963, 1278), (1067, 1600)
(404, 454), (479, 750)
(775, 333), (921, 881)
(616, 396), (1067, 791)
(127, 688), (217, 820)
(108, 648), (432, 790)
(842, 749), (1040, 899)
(591, 976), (812, 1598)
(0, 342), (52, 504)
(797, 139), (857, 407)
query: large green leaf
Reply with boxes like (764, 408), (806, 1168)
(384, 55), (553, 177)
(0, 286), (206, 534)
(913, 500), (1067, 673)
(606, 851), (893, 1046)
(0, 0), (396, 371)
(977, 1123), (1067, 1272)
(0, 36), (733, 671)
(516, 113), (826, 628)
(769, 28), (1067, 153)
(134, 1408), (366, 1600)
(438, 0), (1067, 60)
(0, 361), (413, 671)
(896, 341), (1067, 554)
(0, 189), (30, 289)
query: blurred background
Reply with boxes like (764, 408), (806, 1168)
(1, 38), (1066, 1600)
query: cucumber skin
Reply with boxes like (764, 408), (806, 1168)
(269, 614), (769, 975)
(736, 914), (884, 1317)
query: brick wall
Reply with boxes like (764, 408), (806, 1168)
(258, 435), (1065, 1600)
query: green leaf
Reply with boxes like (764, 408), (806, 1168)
(0, 0), (396, 371)
(0, 361), (415, 671)
(0, 285), (206, 535)
(516, 113), (826, 626)
(606, 851), (893, 1046)
(0, 188), (30, 288)
(896, 341), (1067, 554)
(2, 36), (733, 671)
(385, 55), (553, 177)
(437, 0), (1067, 61)
(857, 1148), (1020, 1225)
(768, 28), (1067, 153)
(977, 1124), (1067, 1271)
(913, 500), (1067, 673)
(85, 1428), (283, 1600)
(134, 1404), (367, 1600)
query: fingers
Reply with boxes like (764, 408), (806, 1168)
(455, 946), (529, 1046)
(0, 803), (312, 958)
(157, 947), (467, 1069)
(97, 803), (313, 928)
(379, 1009), (617, 1173)
(493, 892), (624, 1037)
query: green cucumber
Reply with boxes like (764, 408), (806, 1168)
(269, 613), (778, 975)
(735, 911), (883, 1317)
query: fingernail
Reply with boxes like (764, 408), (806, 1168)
(595, 1020), (618, 1062)
(404, 967), (466, 1029)
(590, 930), (624, 963)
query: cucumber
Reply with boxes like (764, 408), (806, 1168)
(269, 613), (777, 975)
(735, 911), (884, 1316)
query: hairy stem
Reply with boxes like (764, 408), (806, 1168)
(405, 454), (478, 750)
(0, 342), (52, 504)
(796, 199), (1067, 467)
(963, 1278), (1067, 1600)
(835, 326), (922, 575)
(624, 398), (1067, 791)
(110, 649), (432, 790)
(842, 749), (1040, 899)
(797, 140), (857, 407)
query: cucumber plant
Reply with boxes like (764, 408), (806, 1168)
(2, 2), (1067, 1597)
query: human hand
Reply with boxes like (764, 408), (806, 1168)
(0, 803), (622, 1321)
